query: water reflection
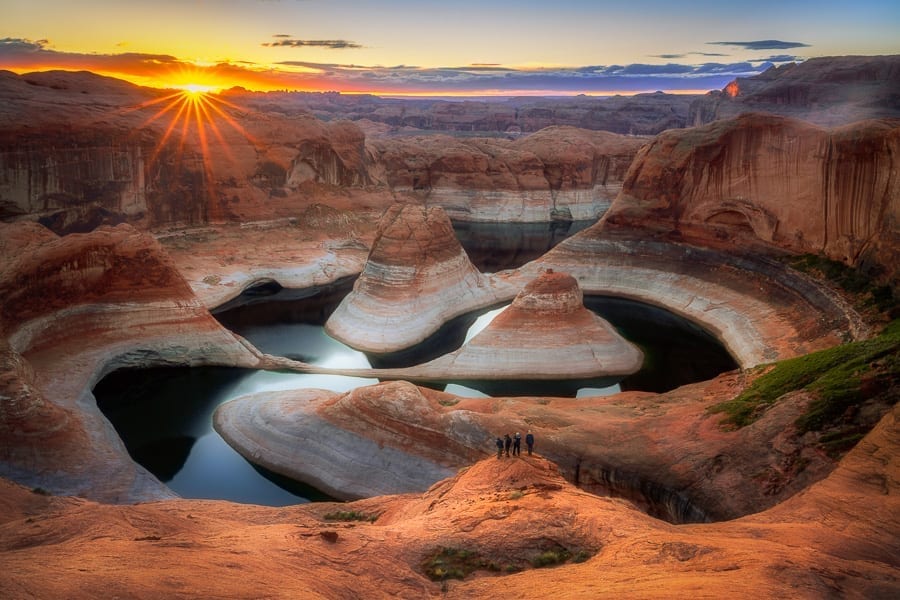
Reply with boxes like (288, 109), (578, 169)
(95, 345), (376, 506)
(96, 285), (736, 505)
(452, 220), (594, 272)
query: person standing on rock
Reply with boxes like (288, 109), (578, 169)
(526, 430), (534, 456)
(495, 436), (504, 458)
(513, 432), (521, 456)
(504, 434), (512, 457)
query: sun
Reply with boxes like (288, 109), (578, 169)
(178, 82), (218, 95)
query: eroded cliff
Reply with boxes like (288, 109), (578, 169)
(605, 112), (900, 283)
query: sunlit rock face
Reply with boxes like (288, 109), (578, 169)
(215, 371), (841, 521)
(530, 231), (861, 367)
(605, 112), (900, 283)
(0, 71), (378, 231)
(418, 269), (642, 382)
(0, 221), (260, 500)
(325, 203), (513, 353)
(368, 126), (645, 221)
(2, 411), (898, 599)
(214, 381), (475, 499)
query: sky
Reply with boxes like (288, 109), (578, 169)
(2, 0), (899, 96)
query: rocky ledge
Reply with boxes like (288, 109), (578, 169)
(216, 359), (873, 521)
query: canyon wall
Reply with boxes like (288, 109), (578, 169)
(367, 126), (645, 221)
(0, 71), (380, 232)
(604, 112), (900, 282)
(0, 221), (262, 500)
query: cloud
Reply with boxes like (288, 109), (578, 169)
(708, 40), (811, 50)
(0, 39), (772, 95)
(693, 62), (758, 74)
(752, 54), (802, 63)
(262, 37), (362, 49)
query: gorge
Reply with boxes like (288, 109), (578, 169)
(1, 56), (898, 598)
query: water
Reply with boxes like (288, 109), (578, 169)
(95, 285), (736, 505)
(452, 220), (595, 273)
(95, 331), (377, 506)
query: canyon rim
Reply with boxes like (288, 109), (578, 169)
(0, 53), (899, 599)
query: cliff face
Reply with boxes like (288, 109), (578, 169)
(605, 113), (900, 281)
(689, 55), (900, 127)
(368, 127), (646, 221)
(0, 71), (375, 231)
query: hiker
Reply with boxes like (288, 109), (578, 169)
(513, 432), (521, 456)
(495, 437), (504, 458)
(504, 433), (512, 457)
(525, 430), (534, 455)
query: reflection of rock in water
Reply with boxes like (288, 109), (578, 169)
(131, 436), (196, 482)
(250, 464), (335, 502)
(453, 220), (594, 272)
(365, 310), (479, 368)
(585, 296), (739, 393)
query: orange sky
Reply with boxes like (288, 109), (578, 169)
(3, 0), (899, 96)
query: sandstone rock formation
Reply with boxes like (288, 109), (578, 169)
(0, 221), (262, 501)
(214, 381), (477, 499)
(325, 203), (514, 353)
(214, 369), (844, 522)
(604, 112), (900, 284)
(0, 70), (389, 231)
(526, 231), (861, 367)
(225, 87), (700, 135)
(414, 269), (642, 391)
(367, 126), (646, 221)
(690, 55), (900, 127)
(5, 406), (896, 598)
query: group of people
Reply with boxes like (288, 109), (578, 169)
(495, 431), (534, 457)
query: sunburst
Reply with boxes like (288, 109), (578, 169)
(120, 84), (263, 213)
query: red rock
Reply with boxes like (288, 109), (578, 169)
(325, 203), (512, 353)
(416, 269), (642, 382)
(604, 112), (900, 283)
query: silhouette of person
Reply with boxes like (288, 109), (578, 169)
(513, 432), (521, 456)
(504, 434), (512, 457)
(525, 430), (534, 455)
(495, 437), (504, 458)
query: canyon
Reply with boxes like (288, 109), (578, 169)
(0, 56), (898, 598)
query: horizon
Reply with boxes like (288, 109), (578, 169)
(3, 1), (900, 97)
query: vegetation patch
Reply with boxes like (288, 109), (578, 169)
(786, 254), (897, 316)
(710, 320), (899, 455)
(322, 510), (378, 523)
(531, 547), (572, 568)
(421, 547), (503, 581)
